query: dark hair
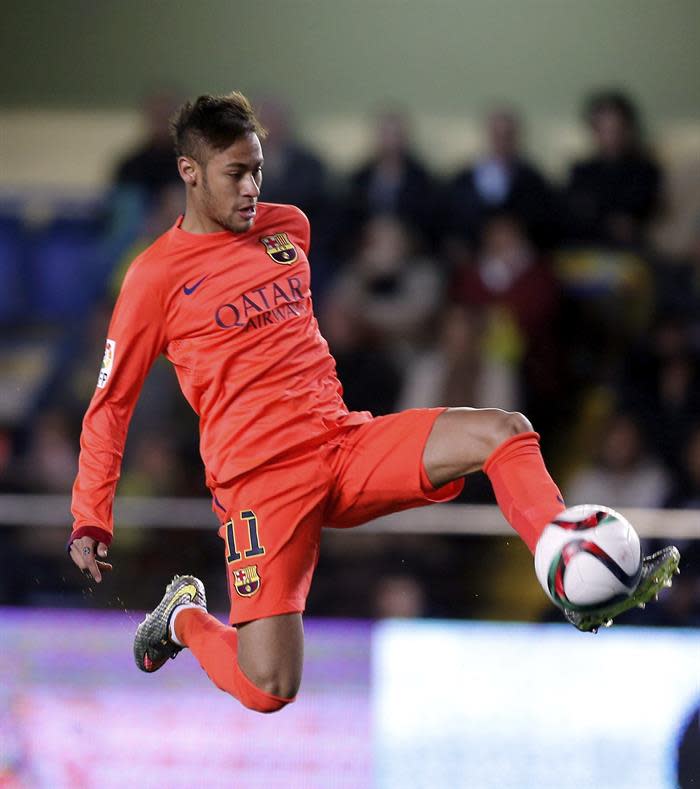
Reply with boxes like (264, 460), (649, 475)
(583, 89), (640, 133)
(170, 91), (266, 162)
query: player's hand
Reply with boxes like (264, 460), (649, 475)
(69, 536), (113, 583)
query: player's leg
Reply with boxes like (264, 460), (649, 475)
(173, 609), (303, 705)
(422, 407), (564, 552)
(326, 407), (679, 631)
(237, 613), (304, 697)
(421, 406), (531, 479)
(423, 407), (680, 629)
(326, 405), (561, 550)
(134, 449), (329, 710)
(133, 576), (302, 712)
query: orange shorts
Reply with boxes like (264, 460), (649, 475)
(212, 407), (463, 624)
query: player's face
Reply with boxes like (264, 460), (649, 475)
(200, 133), (264, 233)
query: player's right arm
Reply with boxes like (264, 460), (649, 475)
(69, 255), (168, 580)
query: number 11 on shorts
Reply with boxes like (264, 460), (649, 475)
(225, 510), (266, 563)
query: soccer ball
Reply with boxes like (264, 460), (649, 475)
(534, 505), (643, 611)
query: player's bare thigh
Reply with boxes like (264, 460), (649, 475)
(422, 407), (532, 487)
(237, 612), (304, 699)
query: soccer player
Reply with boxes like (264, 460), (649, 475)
(68, 93), (679, 714)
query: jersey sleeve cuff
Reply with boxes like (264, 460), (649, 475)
(67, 525), (113, 551)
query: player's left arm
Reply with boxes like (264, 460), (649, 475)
(69, 258), (168, 580)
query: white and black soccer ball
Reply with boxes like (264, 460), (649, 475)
(534, 505), (643, 610)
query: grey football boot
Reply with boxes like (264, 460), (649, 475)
(564, 545), (681, 633)
(134, 575), (207, 672)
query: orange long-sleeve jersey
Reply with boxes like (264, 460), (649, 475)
(70, 203), (370, 545)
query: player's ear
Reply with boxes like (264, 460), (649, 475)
(178, 156), (198, 186)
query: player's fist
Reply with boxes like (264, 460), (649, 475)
(69, 536), (113, 583)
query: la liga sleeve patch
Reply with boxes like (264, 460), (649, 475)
(97, 339), (116, 389)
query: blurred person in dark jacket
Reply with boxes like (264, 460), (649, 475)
(323, 215), (443, 414)
(113, 88), (183, 203)
(651, 216), (700, 320)
(563, 90), (662, 248)
(256, 97), (336, 302)
(254, 97), (330, 225)
(444, 107), (557, 249)
(621, 316), (700, 477)
(346, 108), (437, 244)
(327, 215), (444, 360)
(319, 298), (402, 417)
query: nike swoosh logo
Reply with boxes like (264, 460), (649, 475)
(183, 275), (208, 295)
(164, 584), (199, 618)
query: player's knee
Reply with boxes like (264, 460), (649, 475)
(258, 696), (292, 714)
(502, 410), (532, 438)
(258, 673), (301, 702)
(246, 666), (301, 705)
(248, 687), (295, 714)
(235, 667), (299, 714)
(488, 410), (532, 451)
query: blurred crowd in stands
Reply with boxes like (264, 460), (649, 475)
(1, 87), (699, 622)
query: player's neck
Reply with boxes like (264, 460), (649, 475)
(180, 205), (228, 235)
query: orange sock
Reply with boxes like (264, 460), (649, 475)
(175, 608), (294, 713)
(483, 431), (565, 553)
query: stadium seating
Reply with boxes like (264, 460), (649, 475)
(0, 216), (25, 324)
(26, 217), (104, 323)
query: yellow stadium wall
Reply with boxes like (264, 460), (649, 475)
(1, 0), (698, 191)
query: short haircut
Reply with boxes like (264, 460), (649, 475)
(170, 91), (266, 162)
(584, 90), (640, 132)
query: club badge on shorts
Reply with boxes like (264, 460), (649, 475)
(259, 232), (297, 265)
(233, 565), (261, 597)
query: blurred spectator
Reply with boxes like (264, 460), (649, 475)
(322, 218), (419, 414)
(320, 304), (402, 416)
(113, 88), (182, 203)
(443, 106), (557, 249)
(651, 160), (700, 260)
(563, 90), (662, 247)
(326, 215), (444, 360)
(119, 431), (186, 497)
(622, 316), (700, 476)
(665, 425), (700, 509)
(109, 182), (184, 296)
(255, 97), (336, 301)
(346, 108), (437, 243)
(651, 216), (700, 319)
(401, 216), (561, 426)
(0, 428), (18, 493)
(452, 215), (561, 424)
(20, 410), (78, 493)
(566, 411), (670, 507)
(255, 97), (330, 221)
(398, 305), (484, 410)
(374, 574), (427, 618)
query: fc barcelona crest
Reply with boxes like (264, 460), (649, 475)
(259, 232), (298, 265)
(233, 565), (261, 597)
